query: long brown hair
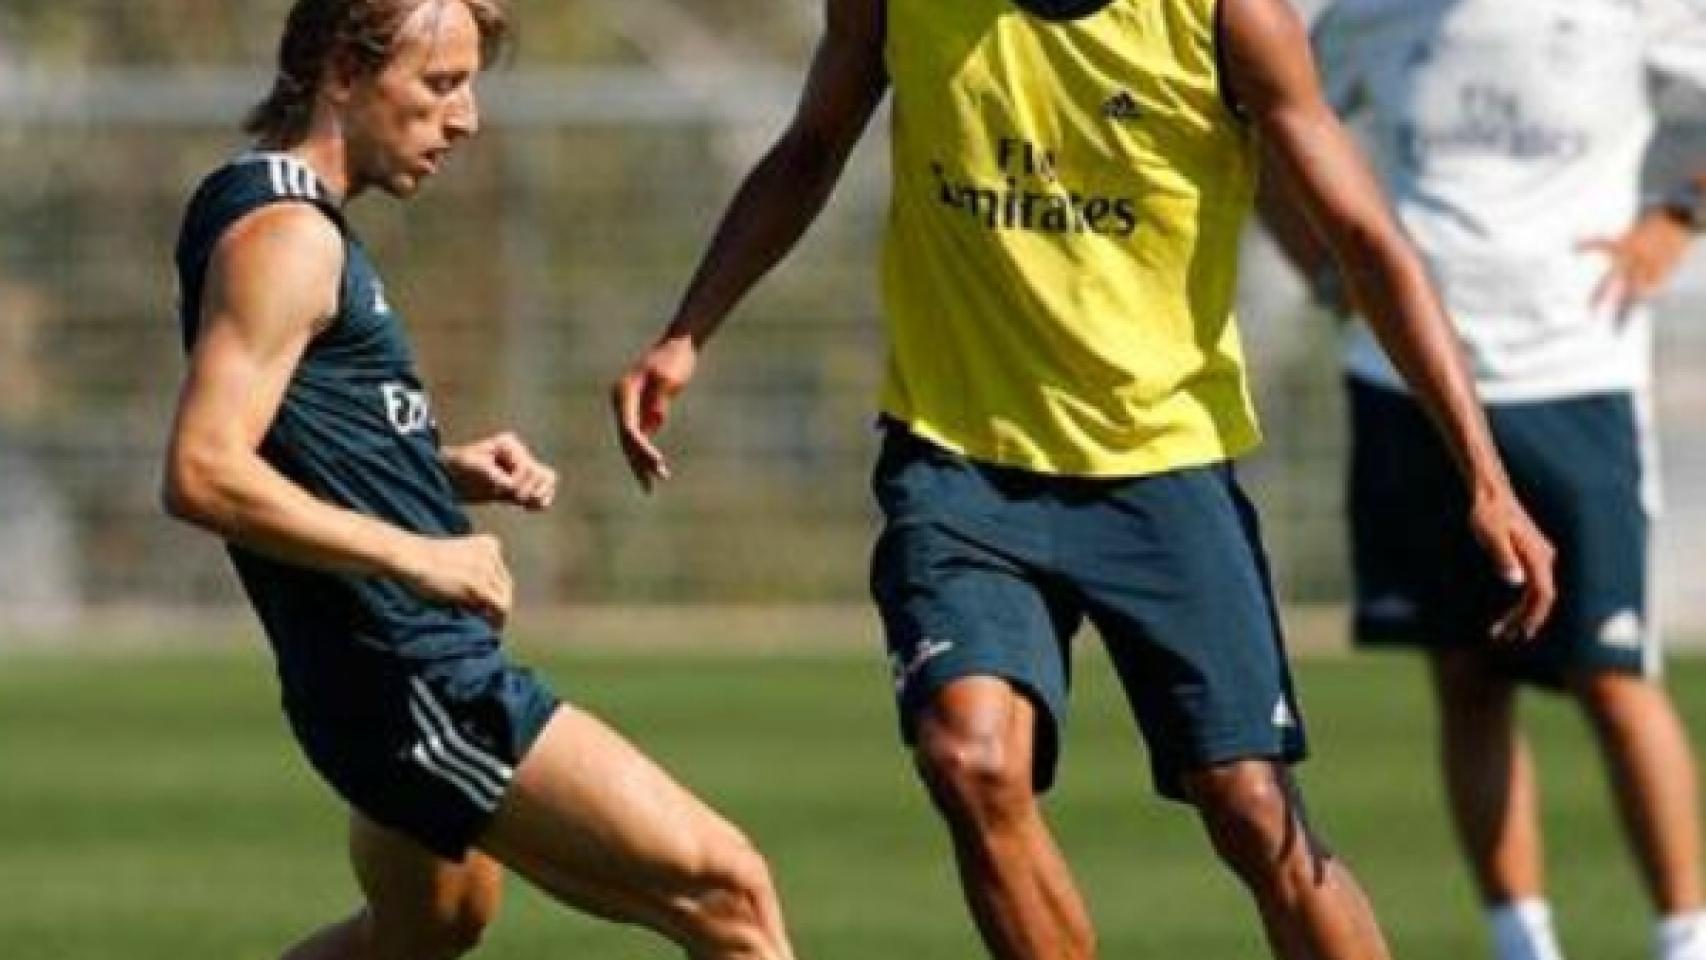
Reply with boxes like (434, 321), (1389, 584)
(244, 0), (511, 146)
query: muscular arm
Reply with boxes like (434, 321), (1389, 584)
(612, 0), (889, 487)
(1221, 0), (1555, 636)
(164, 204), (510, 620)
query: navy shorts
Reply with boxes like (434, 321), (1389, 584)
(1348, 379), (1653, 685)
(275, 631), (560, 860)
(869, 424), (1307, 799)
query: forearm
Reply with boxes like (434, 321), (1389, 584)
(439, 443), (482, 503)
(166, 453), (418, 578)
(664, 132), (849, 345)
(1343, 233), (1507, 493)
(1258, 172), (1338, 298)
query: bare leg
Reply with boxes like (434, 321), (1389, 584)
(477, 705), (795, 960)
(281, 812), (504, 960)
(1431, 649), (1548, 904)
(1185, 760), (1390, 960)
(912, 677), (1096, 960)
(1570, 670), (1704, 914)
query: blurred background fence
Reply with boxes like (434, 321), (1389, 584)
(2, 0), (1704, 639)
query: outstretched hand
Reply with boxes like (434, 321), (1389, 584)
(443, 432), (558, 511)
(1468, 487), (1556, 644)
(611, 335), (698, 492)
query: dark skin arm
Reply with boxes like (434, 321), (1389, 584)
(1258, 163), (1347, 313)
(611, 0), (888, 489)
(1222, 0), (1555, 640)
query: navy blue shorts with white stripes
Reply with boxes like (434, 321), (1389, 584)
(280, 639), (560, 860)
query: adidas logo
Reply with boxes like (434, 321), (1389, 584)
(1272, 697), (1297, 729)
(1598, 609), (1644, 649)
(1102, 90), (1142, 122)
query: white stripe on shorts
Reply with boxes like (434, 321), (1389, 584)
(406, 696), (506, 805)
(406, 679), (514, 801)
(407, 739), (499, 812)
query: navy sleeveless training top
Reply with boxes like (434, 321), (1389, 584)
(175, 153), (493, 675)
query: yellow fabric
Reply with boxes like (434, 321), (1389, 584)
(880, 0), (1262, 476)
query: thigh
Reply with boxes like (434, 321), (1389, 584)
(1490, 392), (1651, 683)
(475, 706), (758, 932)
(871, 519), (1081, 791)
(869, 425), (1083, 791)
(1062, 463), (1307, 801)
(1345, 378), (1471, 648)
(287, 644), (560, 862)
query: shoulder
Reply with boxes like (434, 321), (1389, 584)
(205, 203), (344, 332)
(182, 154), (343, 271)
(216, 202), (342, 269)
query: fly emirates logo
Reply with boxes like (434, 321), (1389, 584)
(929, 137), (1138, 239)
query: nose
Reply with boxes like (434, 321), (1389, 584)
(447, 85), (479, 140)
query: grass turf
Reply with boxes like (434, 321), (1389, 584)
(1, 644), (1698, 959)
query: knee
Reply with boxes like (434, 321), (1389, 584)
(1570, 670), (1670, 734)
(914, 721), (1033, 824)
(1187, 764), (1308, 883)
(430, 904), (494, 958)
(674, 832), (783, 955)
(370, 896), (495, 960)
(1571, 669), (1650, 714)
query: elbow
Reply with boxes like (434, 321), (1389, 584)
(159, 466), (204, 528)
(160, 448), (224, 531)
(770, 127), (848, 193)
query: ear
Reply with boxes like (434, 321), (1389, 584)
(320, 46), (364, 105)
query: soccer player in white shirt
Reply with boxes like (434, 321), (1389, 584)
(1272, 1), (1706, 958)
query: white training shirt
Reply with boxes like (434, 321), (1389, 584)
(1313, 0), (1706, 402)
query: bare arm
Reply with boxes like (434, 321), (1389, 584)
(611, 0), (888, 489)
(1257, 166), (1345, 313)
(664, 0), (888, 347)
(163, 204), (512, 623)
(1221, 0), (1555, 639)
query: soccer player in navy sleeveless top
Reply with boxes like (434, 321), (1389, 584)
(163, 2), (795, 957)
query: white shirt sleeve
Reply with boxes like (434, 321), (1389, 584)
(1309, 2), (1366, 114)
(1645, 0), (1706, 88)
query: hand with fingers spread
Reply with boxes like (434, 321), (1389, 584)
(611, 334), (698, 492)
(1582, 208), (1693, 321)
(443, 432), (559, 511)
(1468, 485), (1556, 644)
(395, 532), (513, 628)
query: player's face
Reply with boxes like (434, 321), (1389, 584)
(345, 0), (483, 198)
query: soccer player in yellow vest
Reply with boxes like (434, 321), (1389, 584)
(613, 0), (1556, 956)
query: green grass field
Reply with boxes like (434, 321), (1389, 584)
(2, 643), (1698, 959)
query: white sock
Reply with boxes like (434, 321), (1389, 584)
(1656, 910), (1706, 960)
(1489, 899), (1565, 960)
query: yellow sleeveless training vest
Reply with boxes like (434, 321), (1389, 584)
(880, 0), (1262, 476)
